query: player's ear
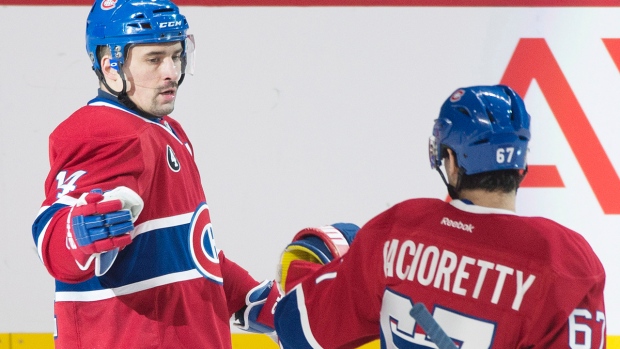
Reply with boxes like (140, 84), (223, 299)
(100, 56), (121, 83)
(445, 149), (459, 185)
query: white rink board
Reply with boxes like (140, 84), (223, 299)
(1, 5), (619, 335)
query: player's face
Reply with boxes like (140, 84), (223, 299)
(123, 42), (184, 117)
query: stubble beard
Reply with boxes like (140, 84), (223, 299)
(148, 81), (179, 116)
(150, 99), (175, 116)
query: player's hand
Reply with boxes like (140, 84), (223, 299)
(277, 223), (359, 293)
(234, 280), (283, 336)
(66, 186), (143, 272)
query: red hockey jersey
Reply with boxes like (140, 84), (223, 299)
(274, 198), (607, 349)
(32, 93), (259, 348)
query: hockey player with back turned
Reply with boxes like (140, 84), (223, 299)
(274, 85), (607, 348)
(31, 1), (280, 348)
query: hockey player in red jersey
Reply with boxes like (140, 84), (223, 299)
(274, 85), (607, 348)
(31, 1), (280, 348)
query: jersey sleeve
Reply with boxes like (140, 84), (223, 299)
(218, 250), (260, 317)
(32, 122), (144, 283)
(511, 218), (607, 348)
(32, 204), (78, 281)
(529, 254), (606, 348)
(275, 215), (386, 348)
(527, 276), (606, 348)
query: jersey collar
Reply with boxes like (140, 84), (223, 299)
(450, 199), (517, 215)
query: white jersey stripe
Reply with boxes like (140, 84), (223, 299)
(131, 212), (194, 238)
(295, 286), (324, 349)
(55, 269), (203, 302)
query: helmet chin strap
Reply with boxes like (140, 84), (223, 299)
(435, 166), (464, 200)
(515, 166), (528, 192)
(92, 43), (187, 120)
(95, 65), (162, 120)
(95, 66), (128, 100)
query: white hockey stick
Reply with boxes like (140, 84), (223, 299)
(410, 303), (458, 349)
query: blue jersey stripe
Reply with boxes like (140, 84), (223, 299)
(32, 203), (67, 248)
(274, 290), (315, 349)
(56, 224), (195, 292)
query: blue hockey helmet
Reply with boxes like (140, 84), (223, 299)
(429, 85), (531, 175)
(86, 0), (193, 75)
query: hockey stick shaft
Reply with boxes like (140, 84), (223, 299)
(410, 303), (458, 349)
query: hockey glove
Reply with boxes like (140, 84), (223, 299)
(67, 186), (143, 275)
(278, 222), (359, 293)
(234, 280), (283, 336)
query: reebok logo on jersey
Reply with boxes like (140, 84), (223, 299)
(440, 217), (474, 233)
(167, 145), (181, 172)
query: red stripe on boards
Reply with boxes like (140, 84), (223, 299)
(2, 0), (620, 6)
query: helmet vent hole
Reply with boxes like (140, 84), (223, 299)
(132, 13), (146, 19)
(153, 8), (175, 14)
(127, 23), (151, 30)
(456, 107), (470, 117)
(472, 139), (490, 146)
(486, 109), (496, 123)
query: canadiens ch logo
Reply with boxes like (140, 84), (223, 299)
(188, 203), (223, 284)
(450, 89), (465, 102)
(166, 145), (180, 172)
(100, 0), (118, 10)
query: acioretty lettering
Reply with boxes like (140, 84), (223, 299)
(383, 239), (536, 311)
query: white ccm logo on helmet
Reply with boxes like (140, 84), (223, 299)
(160, 21), (183, 28)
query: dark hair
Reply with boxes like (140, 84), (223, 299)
(459, 170), (524, 193)
(445, 148), (526, 194)
(96, 45), (111, 66)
